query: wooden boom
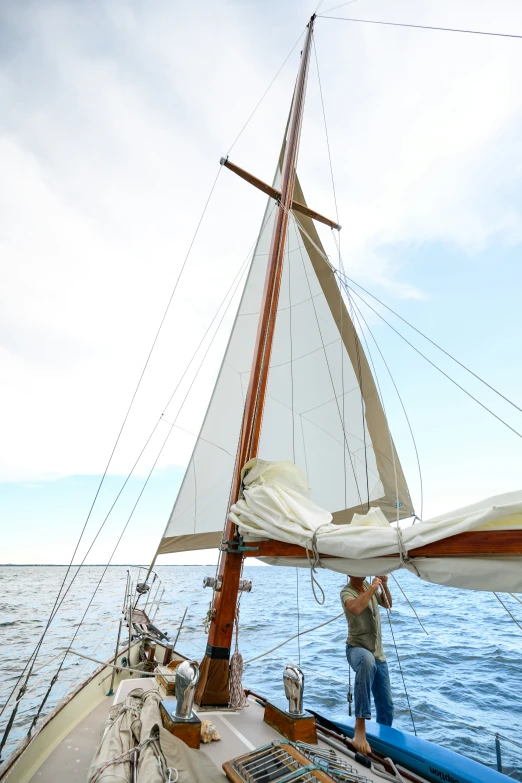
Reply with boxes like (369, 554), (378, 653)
(241, 530), (522, 559)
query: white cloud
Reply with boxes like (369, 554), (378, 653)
(1, 0), (522, 492)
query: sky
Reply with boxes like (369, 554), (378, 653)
(1, 0), (522, 564)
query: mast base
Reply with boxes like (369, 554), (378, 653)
(195, 652), (230, 706)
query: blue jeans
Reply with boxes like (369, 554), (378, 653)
(346, 644), (394, 725)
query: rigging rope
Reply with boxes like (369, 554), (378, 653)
(318, 15), (522, 41)
(312, 33), (339, 226)
(309, 47), (373, 507)
(3, 26), (305, 723)
(321, 1), (360, 15)
(304, 527), (328, 605)
(389, 574), (428, 636)
(0, 167), (224, 724)
(229, 607), (248, 709)
(342, 282), (522, 441)
(290, 216), (363, 507)
(2, 207), (277, 748)
(243, 612), (344, 664)
(226, 28), (306, 155)
(493, 593), (522, 632)
(379, 585), (417, 736)
(344, 287), (424, 520)
(339, 273), (522, 418)
(296, 568), (301, 667)
(345, 283), (371, 510)
(287, 233), (296, 463)
(24, 243), (256, 735)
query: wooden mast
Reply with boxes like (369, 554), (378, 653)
(195, 14), (316, 706)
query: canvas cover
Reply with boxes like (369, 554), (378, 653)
(87, 687), (222, 783)
(159, 160), (412, 556)
(231, 461), (522, 593)
(87, 687), (144, 783)
(136, 690), (222, 783)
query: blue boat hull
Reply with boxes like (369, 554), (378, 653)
(317, 714), (512, 783)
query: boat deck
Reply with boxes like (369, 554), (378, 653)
(28, 676), (385, 782)
(29, 697), (112, 782)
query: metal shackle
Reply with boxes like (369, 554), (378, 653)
(174, 660), (200, 720)
(283, 664), (305, 716)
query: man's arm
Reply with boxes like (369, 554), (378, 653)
(343, 578), (382, 616)
(377, 574), (392, 609)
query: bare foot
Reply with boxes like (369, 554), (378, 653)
(353, 731), (371, 755)
(353, 718), (371, 755)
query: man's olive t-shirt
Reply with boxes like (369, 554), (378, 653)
(340, 581), (386, 662)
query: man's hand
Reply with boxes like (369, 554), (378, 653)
(376, 574), (392, 609)
(371, 577), (382, 592)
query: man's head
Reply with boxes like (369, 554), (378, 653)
(348, 575), (366, 585)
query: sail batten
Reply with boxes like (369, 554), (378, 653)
(159, 161), (413, 556)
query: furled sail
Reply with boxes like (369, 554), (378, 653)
(158, 164), (413, 555)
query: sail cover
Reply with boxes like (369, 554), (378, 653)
(158, 165), (413, 555)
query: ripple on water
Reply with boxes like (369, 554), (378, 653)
(0, 565), (520, 780)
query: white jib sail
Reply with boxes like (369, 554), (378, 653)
(158, 158), (412, 556)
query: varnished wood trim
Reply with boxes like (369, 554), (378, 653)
(221, 158), (341, 230)
(408, 529), (522, 557)
(202, 17), (317, 693)
(244, 530), (522, 559)
(243, 540), (332, 558)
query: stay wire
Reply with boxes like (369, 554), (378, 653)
(493, 593), (522, 632)
(0, 166), (224, 721)
(6, 27), (305, 707)
(1, 207), (270, 727)
(322, 1), (360, 16)
(147, 199), (278, 582)
(339, 273), (522, 417)
(345, 274), (370, 509)
(288, 228), (296, 463)
(0, 416), (160, 721)
(337, 268), (403, 522)
(343, 282), (522, 442)
(227, 29), (306, 156)
(343, 284), (424, 520)
(290, 216), (363, 507)
(7, 20), (307, 708)
(389, 574), (428, 636)
(382, 602), (417, 735)
(26, 426), (171, 736)
(313, 31), (350, 508)
(312, 33), (339, 225)
(296, 569), (301, 667)
(25, 229), (256, 734)
(318, 15), (522, 42)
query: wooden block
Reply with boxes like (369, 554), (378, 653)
(263, 699), (317, 744)
(154, 658), (192, 695)
(159, 701), (201, 749)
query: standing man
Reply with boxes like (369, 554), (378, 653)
(341, 575), (393, 755)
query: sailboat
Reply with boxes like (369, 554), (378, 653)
(1, 12), (521, 783)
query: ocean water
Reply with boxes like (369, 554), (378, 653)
(0, 564), (520, 779)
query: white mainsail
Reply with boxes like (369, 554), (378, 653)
(158, 161), (412, 556)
